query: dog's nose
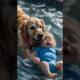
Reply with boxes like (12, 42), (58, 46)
(37, 34), (43, 40)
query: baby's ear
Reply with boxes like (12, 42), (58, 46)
(40, 19), (45, 32)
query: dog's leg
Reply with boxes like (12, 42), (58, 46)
(23, 49), (32, 58)
(17, 29), (26, 48)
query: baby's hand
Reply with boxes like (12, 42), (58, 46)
(33, 57), (40, 64)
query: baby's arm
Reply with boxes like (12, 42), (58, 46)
(31, 51), (40, 64)
(59, 48), (63, 55)
(56, 47), (63, 55)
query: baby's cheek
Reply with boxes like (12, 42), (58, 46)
(42, 42), (46, 47)
(53, 42), (56, 46)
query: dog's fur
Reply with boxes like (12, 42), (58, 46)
(17, 6), (45, 58)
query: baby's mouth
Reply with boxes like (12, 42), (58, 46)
(46, 43), (50, 45)
(64, 48), (72, 57)
(64, 49), (72, 63)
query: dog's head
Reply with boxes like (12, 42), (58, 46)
(17, 6), (45, 46)
(26, 17), (45, 41)
(64, 15), (80, 63)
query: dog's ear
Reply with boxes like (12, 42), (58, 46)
(40, 19), (45, 32)
(24, 20), (31, 37)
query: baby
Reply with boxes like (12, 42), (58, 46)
(31, 32), (63, 79)
(64, 15), (80, 63)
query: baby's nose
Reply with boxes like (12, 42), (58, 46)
(47, 40), (50, 43)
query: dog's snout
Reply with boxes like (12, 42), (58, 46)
(37, 34), (43, 39)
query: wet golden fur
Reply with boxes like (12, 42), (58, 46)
(17, 6), (45, 58)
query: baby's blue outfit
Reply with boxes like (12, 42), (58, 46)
(34, 46), (59, 73)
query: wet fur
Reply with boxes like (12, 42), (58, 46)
(17, 6), (45, 58)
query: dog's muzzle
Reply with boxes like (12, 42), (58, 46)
(32, 34), (43, 41)
(37, 34), (43, 41)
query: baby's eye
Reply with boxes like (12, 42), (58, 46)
(68, 35), (77, 43)
(30, 26), (35, 30)
(49, 38), (53, 41)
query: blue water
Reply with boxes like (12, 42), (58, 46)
(17, 0), (63, 80)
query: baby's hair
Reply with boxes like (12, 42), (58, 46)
(64, 15), (80, 38)
(43, 32), (56, 46)
(44, 32), (55, 39)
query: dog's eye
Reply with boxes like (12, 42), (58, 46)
(30, 26), (35, 30)
(39, 26), (42, 28)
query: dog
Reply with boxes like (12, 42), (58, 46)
(63, 15), (80, 64)
(17, 6), (45, 58)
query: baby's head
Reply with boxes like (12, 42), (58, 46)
(41, 32), (56, 48)
(64, 15), (80, 63)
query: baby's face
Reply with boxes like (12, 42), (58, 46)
(41, 36), (56, 48)
(64, 18), (80, 64)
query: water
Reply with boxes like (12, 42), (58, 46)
(17, 0), (63, 80)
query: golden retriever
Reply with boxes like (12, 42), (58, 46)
(17, 6), (45, 58)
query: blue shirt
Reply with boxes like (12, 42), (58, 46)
(35, 46), (59, 63)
